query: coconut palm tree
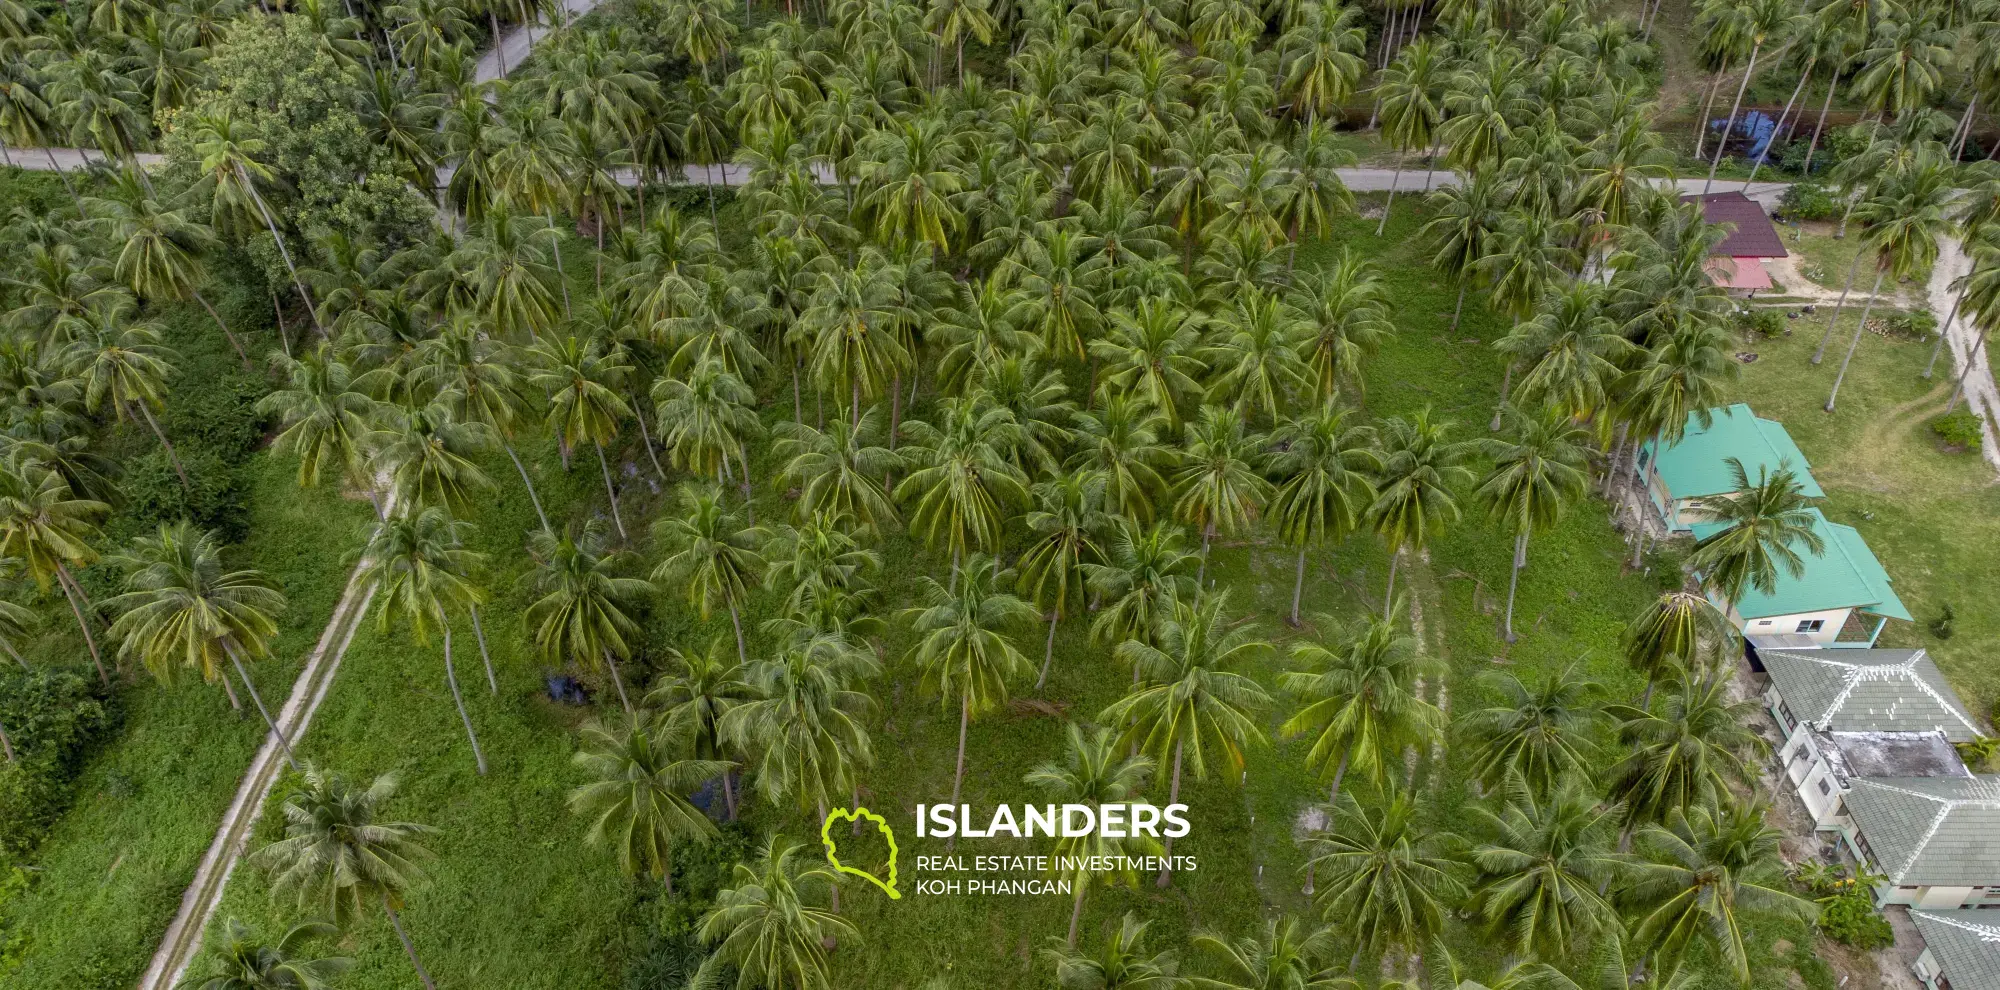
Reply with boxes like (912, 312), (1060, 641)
(1825, 160), (1954, 412)
(412, 319), (548, 531)
(1027, 723), (1160, 947)
(527, 334), (635, 538)
(1090, 298), (1207, 430)
(896, 395), (1030, 577)
(1702, 0), (1804, 194)
(1467, 782), (1624, 957)
(1268, 401), (1379, 626)
(1203, 291), (1306, 427)
(1101, 592), (1271, 885)
(1498, 283), (1636, 423)
(107, 522), (295, 767)
(1290, 248), (1392, 402)
(648, 637), (755, 820)
(1038, 912), (1183, 990)
(1172, 405), (1271, 587)
(260, 346), (385, 512)
(1684, 460), (1825, 606)
(1304, 785), (1466, 968)
(654, 359), (763, 502)
(800, 251), (910, 430)
(180, 918), (350, 990)
(1475, 407), (1591, 643)
(1018, 472), (1111, 690)
(0, 458), (110, 684)
(1627, 801), (1816, 985)
(568, 712), (727, 894)
(59, 300), (189, 494)
(720, 633), (878, 825)
(1422, 170), (1505, 329)
(1084, 518), (1200, 654)
(696, 833), (860, 990)
(1624, 591), (1734, 708)
(1366, 410), (1478, 619)
(1604, 667), (1765, 838)
(250, 766), (439, 990)
(356, 508), (490, 774)
(1459, 661), (1606, 796)
(1068, 395), (1174, 525)
(1278, 0), (1366, 123)
(1281, 615), (1443, 816)
(187, 112), (323, 336)
(95, 176), (248, 369)
(654, 483), (768, 665)
(1187, 916), (1346, 990)
(1375, 38), (1444, 235)
(527, 519), (652, 713)
(907, 556), (1038, 799)
(373, 401), (497, 517)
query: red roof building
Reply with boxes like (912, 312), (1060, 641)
(1683, 191), (1788, 293)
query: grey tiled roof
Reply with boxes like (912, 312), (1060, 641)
(1844, 777), (2000, 886)
(1911, 909), (2000, 990)
(1763, 648), (1983, 742)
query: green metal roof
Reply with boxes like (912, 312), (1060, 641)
(1691, 509), (1912, 621)
(1645, 404), (1826, 500)
(1911, 910), (2000, 990)
(1843, 776), (2000, 886)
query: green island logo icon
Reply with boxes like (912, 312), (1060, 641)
(820, 807), (901, 900)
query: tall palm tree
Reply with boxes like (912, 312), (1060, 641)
(373, 401), (497, 517)
(1187, 916), (1346, 990)
(896, 395), (1030, 576)
(1684, 460), (1825, 606)
(527, 519), (653, 712)
(1090, 298), (1206, 429)
(1172, 405), (1271, 586)
(1026, 723), (1160, 947)
(181, 919), (350, 990)
(1289, 249), (1392, 402)
(905, 554), (1037, 842)
(260, 346), (385, 512)
(1085, 518), (1200, 653)
(772, 411), (903, 536)
(187, 112), (323, 336)
(1305, 785), (1466, 968)
(356, 508), (491, 775)
(1101, 592), (1271, 885)
(568, 713), (727, 894)
(1604, 668), (1765, 838)
(654, 483), (767, 664)
(526, 334), (635, 538)
(108, 523), (295, 767)
(1375, 38), (1444, 235)
(1018, 473), (1110, 690)
(1038, 912), (1183, 990)
(1268, 401), (1378, 626)
(1474, 407), (1591, 643)
(1421, 170), (1505, 329)
(1467, 782), (1624, 958)
(648, 638), (755, 820)
(720, 633), (878, 828)
(412, 320), (548, 530)
(59, 300), (189, 493)
(250, 766), (439, 990)
(1825, 161), (1954, 411)
(1702, 0), (1804, 194)
(1068, 396), (1173, 525)
(95, 176), (248, 369)
(1458, 661), (1605, 796)
(1627, 801), (1816, 985)
(1280, 616), (1444, 816)
(1624, 591), (1733, 708)
(696, 834), (860, 990)
(1366, 411), (1478, 619)
(0, 458), (110, 684)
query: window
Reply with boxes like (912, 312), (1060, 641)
(1797, 619), (1826, 633)
(1818, 779), (1834, 796)
(1757, 619), (1774, 626)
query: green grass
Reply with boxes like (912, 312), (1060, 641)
(1788, 226), (1932, 298)
(181, 201), (1824, 990)
(1728, 319), (2000, 714)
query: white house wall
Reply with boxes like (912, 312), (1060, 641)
(1741, 606), (1854, 646)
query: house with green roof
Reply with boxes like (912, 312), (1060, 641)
(1633, 404), (1824, 532)
(1691, 508), (1911, 648)
(1762, 648), (1982, 823)
(1824, 776), (2000, 909)
(1912, 909), (2000, 990)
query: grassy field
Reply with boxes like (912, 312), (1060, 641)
(1725, 316), (2000, 714)
(173, 199), (1826, 990)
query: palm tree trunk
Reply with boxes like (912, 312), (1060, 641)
(947, 693), (970, 852)
(635, 402), (668, 481)
(1450, 280), (1468, 329)
(225, 642), (299, 770)
(595, 442), (627, 540)
(192, 290), (252, 371)
(1382, 549), (1400, 620)
(1196, 522), (1212, 587)
(383, 896), (439, 990)
(1490, 360), (1514, 431)
(242, 168), (326, 338)
(469, 605), (497, 694)
(1826, 266), (1888, 412)
(443, 626), (488, 775)
(0, 716), (13, 762)
(1704, 42), (1763, 195)
(1802, 81), (1837, 174)
(1947, 322), (1993, 412)
(1302, 748), (1350, 895)
(851, 374), (863, 432)
(1503, 530), (1526, 643)
(133, 400), (192, 495)
(1065, 868), (1088, 947)
(720, 767), (737, 820)
(1953, 95), (1980, 160)
(546, 210), (573, 318)
(728, 601), (748, 666)
(1602, 422), (1630, 496)
(601, 646), (634, 713)
(1155, 737), (1183, 887)
(1747, 58), (1813, 190)
(1289, 545), (1308, 626)
(791, 358), (804, 423)
(55, 564), (109, 686)
(1814, 251), (1868, 363)
(1036, 609), (1058, 690)
(3, 638), (26, 671)
(502, 438), (551, 532)
(736, 447), (755, 524)
(1693, 69), (1727, 160)
(1926, 276), (1971, 378)
(1376, 149), (1407, 237)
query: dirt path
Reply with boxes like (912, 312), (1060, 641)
(1926, 235), (2000, 477)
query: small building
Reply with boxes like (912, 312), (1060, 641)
(1633, 404), (1824, 532)
(1693, 508), (1911, 648)
(1823, 775), (2000, 909)
(1912, 909), (2000, 990)
(1684, 191), (1789, 294)
(1763, 648), (1982, 822)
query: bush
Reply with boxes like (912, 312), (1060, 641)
(0, 667), (118, 859)
(1929, 603), (1956, 640)
(1817, 890), (1894, 950)
(1931, 410), (1986, 452)
(113, 448), (249, 541)
(1874, 311), (1937, 342)
(1737, 308), (1785, 337)
(1779, 182), (1840, 221)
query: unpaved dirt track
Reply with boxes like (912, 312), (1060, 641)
(1926, 235), (2000, 477)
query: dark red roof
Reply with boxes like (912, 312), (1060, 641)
(1682, 191), (1788, 259)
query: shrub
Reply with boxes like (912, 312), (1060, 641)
(1736, 308), (1785, 337)
(1932, 410), (1985, 452)
(113, 448), (248, 541)
(1816, 890), (1894, 950)
(1779, 182), (1840, 221)
(1929, 603), (1956, 640)
(0, 667), (118, 859)
(1875, 311), (1937, 342)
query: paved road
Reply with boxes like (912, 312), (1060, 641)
(1926, 236), (2000, 476)
(473, 0), (605, 87)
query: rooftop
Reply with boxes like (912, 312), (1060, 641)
(1647, 404), (1825, 501)
(1692, 509), (1912, 622)
(1911, 909), (2000, 990)
(1820, 729), (1970, 780)
(1843, 776), (2000, 886)
(1684, 191), (1790, 258)
(1764, 648), (1982, 742)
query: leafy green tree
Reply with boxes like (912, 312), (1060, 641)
(720, 633), (878, 826)
(250, 766), (439, 990)
(1068, 395), (1173, 524)
(527, 519), (652, 712)
(1624, 591), (1733, 708)
(1824, 160), (1954, 411)
(412, 317), (548, 530)
(568, 713), (726, 894)
(357, 508), (490, 774)
(1628, 801), (1816, 985)
(1101, 592), (1271, 885)
(1268, 401), (1378, 626)
(373, 401), (496, 517)
(1085, 519), (1200, 654)
(654, 483), (768, 665)
(181, 919), (350, 990)
(1374, 38), (1444, 235)
(59, 300), (190, 493)
(95, 176), (248, 369)
(1278, 0), (1365, 122)
(696, 834), (860, 990)
(1289, 248), (1391, 402)
(1458, 661), (1604, 796)
(1604, 668), (1765, 838)
(185, 111), (324, 337)
(1027, 723), (1160, 947)
(1474, 407), (1591, 642)
(1684, 460), (1824, 606)
(1365, 410), (1477, 619)
(1187, 916), (1346, 990)
(1090, 298), (1206, 429)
